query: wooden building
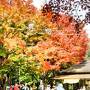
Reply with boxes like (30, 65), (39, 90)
(54, 60), (90, 90)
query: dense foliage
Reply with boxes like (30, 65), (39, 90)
(0, 0), (88, 85)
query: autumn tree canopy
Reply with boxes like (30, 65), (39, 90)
(0, 0), (88, 78)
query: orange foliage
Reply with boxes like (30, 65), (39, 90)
(42, 61), (51, 72)
(4, 37), (26, 51)
(34, 14), (88, 71)
(0, 0), (88, 72)
(0, 0), (37, 20)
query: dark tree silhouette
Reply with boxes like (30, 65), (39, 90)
(42, 0), (90, 23)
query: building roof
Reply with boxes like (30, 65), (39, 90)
(54, 60), (90, 79)
(59, 60), (90, 74)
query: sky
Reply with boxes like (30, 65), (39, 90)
(33, 0), (90, 38)
(33, 0), (46, 9)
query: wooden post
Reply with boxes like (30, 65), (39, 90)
(85, 80), (90, 90)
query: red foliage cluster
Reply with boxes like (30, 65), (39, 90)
(35, 14), (88, 71)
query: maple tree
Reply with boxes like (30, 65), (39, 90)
(0, 0), (55, 85)
(32, 14), (88, 71)
(0, 0), (88, 86)
(0, 0), (42, 85)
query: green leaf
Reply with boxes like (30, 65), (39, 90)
(0, 27), (4, 33)
(0, 49), (6, 57)
(88, 51), (90, 57)
(0, 50), (5, 57)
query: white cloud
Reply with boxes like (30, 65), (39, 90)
(32, 0), (50, 9)
(84, 24), (90, 38)
(32, 0), (45, 9)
